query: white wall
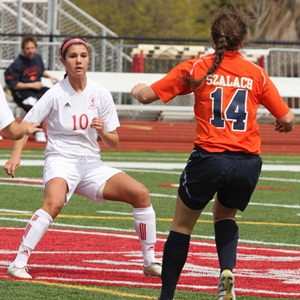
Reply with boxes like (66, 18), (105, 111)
(1, 70), (299, 115)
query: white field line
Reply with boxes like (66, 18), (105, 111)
(0, 153), (186, 162)
(0, 153), (296, 164)
(95, 210), (229, 218)
(1, 227), (300, 253)
(0, 227), (300, 297)
(0, 182), (299, 210)
(1, 221), (300, 249)
(7, 275), (300, 297)
(0, 159), (300, 172)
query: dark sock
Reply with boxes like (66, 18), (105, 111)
(214, 219), (239, 272)
(159, 231), (190, 300)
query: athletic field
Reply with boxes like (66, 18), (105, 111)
(0, 148), (299, 300)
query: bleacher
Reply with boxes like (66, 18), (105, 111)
(131, 44), (206, 59)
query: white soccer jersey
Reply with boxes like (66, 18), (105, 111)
(0, 85), (15, 131)
(24, 77), (120, 158)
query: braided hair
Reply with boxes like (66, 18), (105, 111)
(182, 10), (249, 87)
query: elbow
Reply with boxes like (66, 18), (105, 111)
(277, 110), (296, 132)
(11, 130), (26, 140)
(138, 95), (150, 104)
(113, 136), (120, 148)
(134, 87), (157, 104)
(2, 126), (25, 140)
(102, 135), (119, 148)
(105, 140), (119, 149)
(6, 133), (24, 140)
(279, 110), (295, 126)
(111, 143), (119, 149)
(137, 92), (156, 104)
(133, 89), (148, 104)
(13, 134), (25, 140)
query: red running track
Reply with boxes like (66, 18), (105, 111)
(1, 121), (299, 154)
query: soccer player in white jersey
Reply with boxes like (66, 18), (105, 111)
(0, 84), (40, 140)
(4, 37), (161, 280)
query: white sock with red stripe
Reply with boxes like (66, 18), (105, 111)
(133, 205), (156, 267)
(14, 209), (53, 267)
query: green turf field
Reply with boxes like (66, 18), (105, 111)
(0, 148), (299, 300)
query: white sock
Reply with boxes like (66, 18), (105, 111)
(14, 209), (53, 267)
(133, 205), (156, 266)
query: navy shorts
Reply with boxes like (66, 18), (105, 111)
(178, 146), (262, 211)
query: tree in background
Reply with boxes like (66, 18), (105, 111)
(71, 0), (223, 39)
(72, 0), (300, 41)
(226, 0), (300, 40)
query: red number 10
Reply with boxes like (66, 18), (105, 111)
(72, 114), (89, 130)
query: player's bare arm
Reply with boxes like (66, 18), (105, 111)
(131, 83), (159, 104)
(275, 110), (295, 133)
(90, 117), (119, 148)
(4, 135), (29, 177)
(2, 120), (40, 140)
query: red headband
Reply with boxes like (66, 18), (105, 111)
(61, 38), (88, 56)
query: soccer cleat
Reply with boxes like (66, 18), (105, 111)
(35, 130), (47, 143)
(143, 259), (162, 278)
(218, 269), (236, 300)
(7, 262), (32, 279)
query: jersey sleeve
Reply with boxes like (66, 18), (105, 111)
(151, 60), (196, 103)
(0, 86), (15, 130)
(260, 70), (290, 118)
(24, 89), (53, 123)
(98, 89), (120, 133)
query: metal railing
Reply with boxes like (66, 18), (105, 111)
(0, 0), (131, 72)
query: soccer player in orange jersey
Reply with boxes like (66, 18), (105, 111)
(131, 9), (295, 300)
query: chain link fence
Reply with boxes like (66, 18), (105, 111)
(0, 0), (299, 120)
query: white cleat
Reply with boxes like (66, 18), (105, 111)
(143, 259), (162, 278)
(7, 262), (32, 279)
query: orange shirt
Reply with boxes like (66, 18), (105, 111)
(151, 51), (290, 154)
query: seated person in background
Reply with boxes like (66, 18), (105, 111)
(4, 35), (58, 143)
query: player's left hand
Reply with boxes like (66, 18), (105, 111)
(90, 117), (104, 134)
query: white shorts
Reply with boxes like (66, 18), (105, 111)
(43, 155), (123, 204)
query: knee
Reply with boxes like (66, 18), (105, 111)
(133, 184), (151, 207)
(213, 210), (237, 223)
(42, 200), (65, 219)
(137, 184), (150, 201)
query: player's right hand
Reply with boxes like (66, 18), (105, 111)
(4, 157), (21, 178)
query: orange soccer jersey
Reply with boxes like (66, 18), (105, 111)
(151, 51), (290, 154)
